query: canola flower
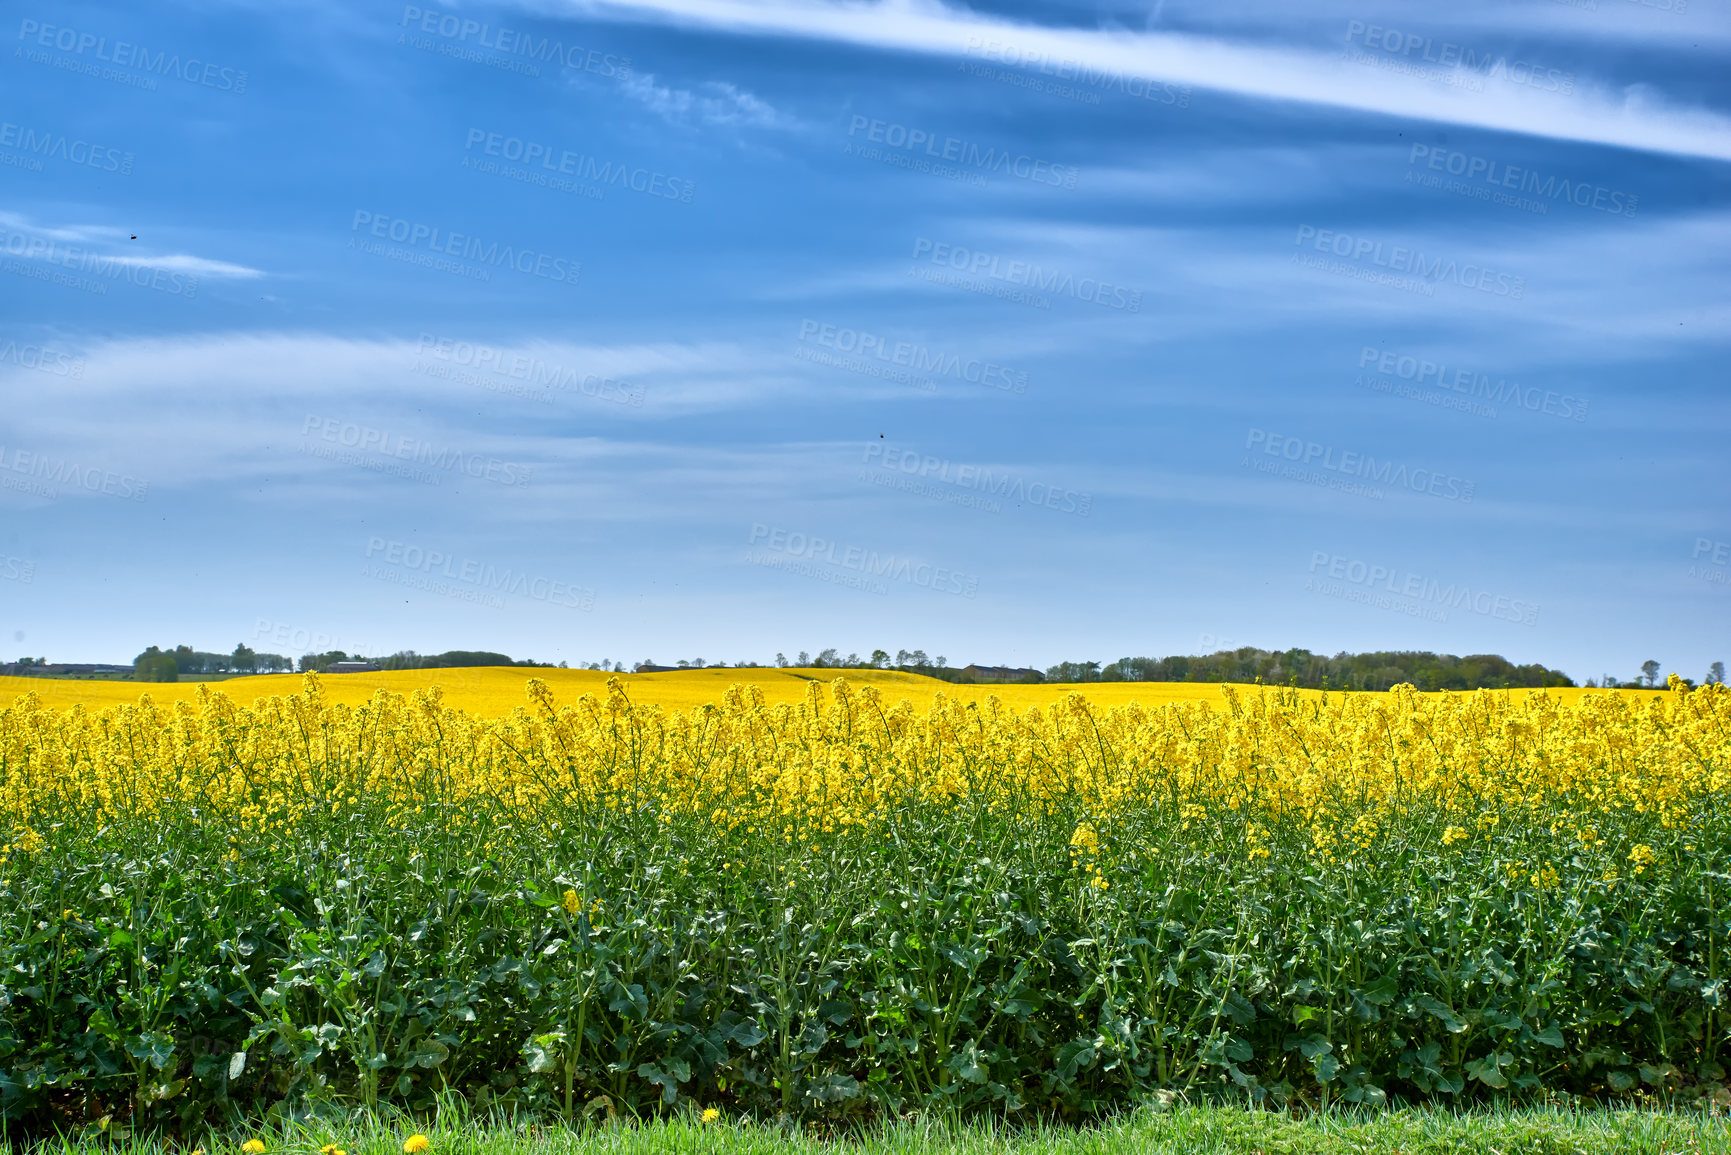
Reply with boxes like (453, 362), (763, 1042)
(1, 675), (1727, 844)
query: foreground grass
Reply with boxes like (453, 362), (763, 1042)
(20, 1106), (1731, 1155)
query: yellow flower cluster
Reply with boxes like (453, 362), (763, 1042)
(0, 676), (1725, 841)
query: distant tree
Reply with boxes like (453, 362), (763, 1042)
(775, 653), (787, 667)
(1711, 661), (1726, 685)
(909, 650), (929, 669)
(844, 653), (860, 667)
(676, 659), (691, 668)
(797, 651), (811, 666)
(895, 649), (911, 666)
(232, 644), (257, 673)
(133, 646), (179, 683)
(1641, 660), (1661, 687)
(870, 649), (889, 668)
(816, 648), (838, 667)
(934, 656), (946, 669)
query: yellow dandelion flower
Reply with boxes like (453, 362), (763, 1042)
(701, 1108), (721, 1123)
(242, 1141), (266, 1154)
(403, 1136), (430, 1155)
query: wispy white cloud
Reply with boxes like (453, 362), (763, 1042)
(0, 211), (265, 279)
(619, 72), (793, 128)
(542, 0), (1731, 159)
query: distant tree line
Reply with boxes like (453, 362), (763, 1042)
(299, 650), (557, 673)
(632, 650), (950, 674)
(1041, 647), (1577, 691)
(100, 644), (1731, 692)
(133, 645), (295, 682)
(1591, 659), (1725, 690)
(131, 646), (558, 680)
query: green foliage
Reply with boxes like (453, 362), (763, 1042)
(1, 777), (1725, 1136)
(1049, 648), (1576, 690)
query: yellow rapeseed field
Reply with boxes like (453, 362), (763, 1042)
(1, 672), (1718, 839)
(3, 672), (1727, 1119)
(0, 665), (1622, 718)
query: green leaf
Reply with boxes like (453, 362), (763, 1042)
(1466, 1051), (1513, 1089)
(125, 1031), (175, 1071)
(806, 1072), (860, 1102)
(1056, 1039), (1096, 1078)
(1414, 995), (1466, 1034)
(1358, 974), (1399, 1006)
(410, 1038), (449, 1068)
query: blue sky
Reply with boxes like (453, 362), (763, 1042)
(2, 0), (1727, 681)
